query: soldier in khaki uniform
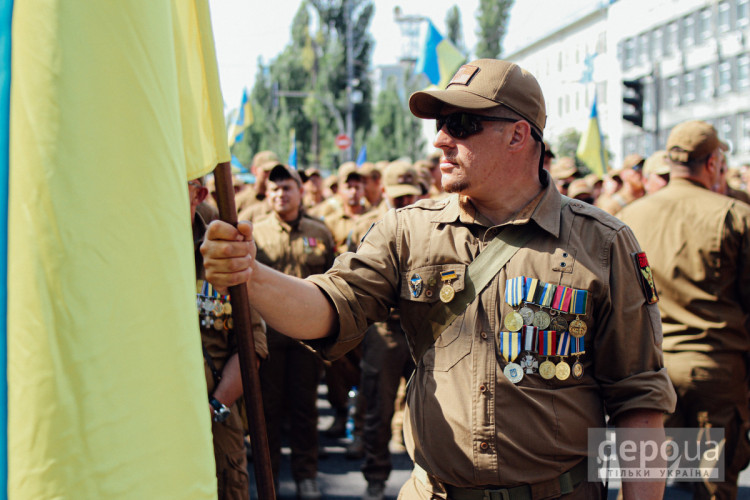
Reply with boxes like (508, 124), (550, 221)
(189, 177), (268, 500)
(235, 150), (279, 215)
(595, 154), (645, 215)
(202, 59), (676, 500)
(619, 120), (750, 500)
(347, 161), (421, 500)
(252, 164), (335, 500)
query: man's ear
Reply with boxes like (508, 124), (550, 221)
(197, 186), (208, 204)
(507, 120), (533, 151)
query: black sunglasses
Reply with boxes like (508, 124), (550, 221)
(436, 112), (520, 139)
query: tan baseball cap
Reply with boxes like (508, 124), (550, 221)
(408, 59), (546, 138)
(252, 150), (279, 167)
(550, 157), (578, 180)
(622, 153), (645, 170)
(338, 161), (362, 183)
(567, 178), (593, 199)
(383, 161), (421, 199)
(643, 150), (670, 176)
(357, 162), (380, 178)
(666, 120), (724, 164)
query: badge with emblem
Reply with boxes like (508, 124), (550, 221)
(632, 252), (659, 305)
(550, 315), (568, 333)
(520, 325), (539, 374)
(503, 277), (525, 332)
(533, 310), (551, 329)
(409, 274), (423, 299)
(538, 330), (557, 380)
(439, 270), (458, 303)
(498, 330), (524, 383)
(568, 289), (589, 338)
(555, 331), (572, 381)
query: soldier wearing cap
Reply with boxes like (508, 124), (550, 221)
(619, 120), (750, 499)
(549, 157), (578, 195)
(715, 148), (750, 205)
(347, 161), (421, 500)
(235, 150), (279, 215)
(202, 59), (676, 500)
(252, 164), (335, 500)
(302, 167), (325, 210)
(237, 160), (284, 223)
(595, 154), (645, 215)
(641, 150), (670, 195)
(188, 176), (267, 500)
(359, 162), (385, 211)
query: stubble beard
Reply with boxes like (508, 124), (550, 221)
(442, 156), (470, 194)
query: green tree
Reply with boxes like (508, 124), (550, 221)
(367, 73), (426, 162)
(475, 0), (514, 59)
(445, 6), (465, 54)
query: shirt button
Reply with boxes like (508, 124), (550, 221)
(479, 384), (487, 392)
(562, 252), (568, 257)
(480, 441), (489, 451)
(481, 331), (488, 340)
(560, 262), (566, 267)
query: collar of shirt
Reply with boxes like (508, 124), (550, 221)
(429, 173), (563, 238)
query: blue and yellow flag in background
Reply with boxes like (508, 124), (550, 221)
(414, 20), (465, 89)
(5, 1), (228, 498)
(576, 94), (609, 177)
(228, 87), (253, 147)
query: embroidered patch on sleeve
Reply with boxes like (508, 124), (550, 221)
(632, 252), (659, 304)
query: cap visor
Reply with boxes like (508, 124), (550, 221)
(409, 89), (500, 118)
(385, 185), (421, 199)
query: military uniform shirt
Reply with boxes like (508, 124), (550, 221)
(307, 175), (676, 488)
(619, 178), (750, 353)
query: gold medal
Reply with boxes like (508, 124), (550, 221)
(222, 302), (232, 315)
(539, 360), (556, 379)
(503, 362), (524, 383)
(569, 318), (587, 338)
(212, 301), (224, 316)
(519, 306), (535, 325)
(225, 317), (234, 329)
(213, 318), (224, 331)
(572, 360), (584, 379)
(504, 311), (523, 332)
(533, 310), (551, 330)
(439, 284), (455, 303)
(555, 361), (571, 380)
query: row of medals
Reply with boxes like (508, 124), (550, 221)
(502, 305), (586, 384)
(197, 291), (233, 331)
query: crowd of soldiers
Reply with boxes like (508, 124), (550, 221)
(191, 59), (750, 500)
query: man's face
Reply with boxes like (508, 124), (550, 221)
(644, 172), (669, 195)
(267, 178), (302, 221)
(363, 174), (382, 203)
(304, 174), (323, 195)
(188, 180), (207, 220)
(433, 107), (514, 198)
(339, 176), (364, 206)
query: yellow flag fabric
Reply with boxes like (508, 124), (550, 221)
(435, 39), (467, 90)
(8, 2), (229, 499)
(576, 96), (608, 177)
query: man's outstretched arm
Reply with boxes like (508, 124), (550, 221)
(201, 220), (337, 340)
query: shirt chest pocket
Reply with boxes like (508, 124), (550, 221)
(400, 263), (472, 372)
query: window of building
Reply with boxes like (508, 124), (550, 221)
(665, 21), (679, 56)
(666, 76), (680, 109)
(738, 54), (750, 90)
(638, 32), (650, 65)
(652, 26), (664, 58)
(682, 13), (696, 48)
(623, 38), (636, 69)
(716, 116), (736, 152)
(740, 112), (750, 153)
(698, 66), (714, 100)
(697, 8), (712, 44)
(558, 97), (563, 117)
(718, 60), (733, 94)
(718, 1), (732, 32)
(683, 71), (696, 102)
(739, 0), (750, 28)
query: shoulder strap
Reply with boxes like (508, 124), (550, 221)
(412, 196), (571, 362)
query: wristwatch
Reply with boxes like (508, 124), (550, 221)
(209, 397), (231, 423)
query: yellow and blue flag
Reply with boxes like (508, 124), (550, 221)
(415, 20), (465, 89)
(576, 94), (609, 177)
(6, 1), (228, 498)
(288, 128), (297, 168)
(228, 87), (253, 147)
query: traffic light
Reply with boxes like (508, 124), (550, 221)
(622, 79), (644, 128)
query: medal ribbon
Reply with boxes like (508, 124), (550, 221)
(441, 270), (458, 281)
(572, 336), (585, 355)
(552, 286), (572, 313)
(557, 331), (571, 356)
(570, 289), (588, 315)
(538, 282), (556, 308)
(524, 277), (540, 303)
(522, 325), (538, 352)
(538, 330), (557, 356)
(504, 277), (524, 307)
(500, 331), (522, 362)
